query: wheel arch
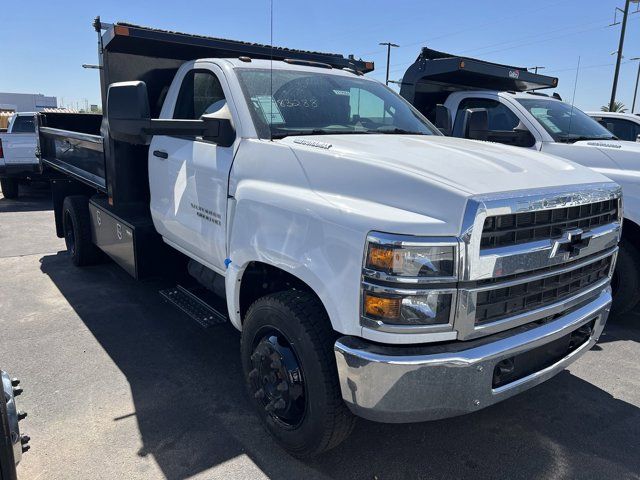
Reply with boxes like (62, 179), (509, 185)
(227, 259), (335, 332)
(622, 217), (640, 246)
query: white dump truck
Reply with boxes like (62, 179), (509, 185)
(400, 47), (638, 314)
(37, 20), (621, 456)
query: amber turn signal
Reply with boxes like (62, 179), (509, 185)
(367, 245), (396, 272)
(364, 293), (401, 320)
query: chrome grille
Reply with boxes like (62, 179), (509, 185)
(475, 255), (613, 326)
(481, 199), (618, 249)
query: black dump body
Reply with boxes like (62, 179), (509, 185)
(39, 18), (375, 208)
(399, 47), (558, 120)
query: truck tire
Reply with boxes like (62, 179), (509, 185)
(611, 241), (640, 316)
(62, 196), (100, 267)
(0, 178), (19, 199)
(241, 290), (355, 458)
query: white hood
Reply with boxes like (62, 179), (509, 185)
(280, 134), (612, 235)
(284, 134), (607, 195)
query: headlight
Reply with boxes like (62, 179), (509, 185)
(365, 241), (456, 279)
(361, 233), (459, 332)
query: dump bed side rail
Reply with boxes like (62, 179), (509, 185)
(36, 113), (107, 192)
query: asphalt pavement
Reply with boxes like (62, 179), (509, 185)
(1, 184), (639, 480)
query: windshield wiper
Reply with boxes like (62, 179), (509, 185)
(271, 129), (376, 139)
(556, 135), (617, 143)
(375, 127), (428, 135)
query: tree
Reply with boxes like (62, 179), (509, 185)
(601, 101), (628, 113)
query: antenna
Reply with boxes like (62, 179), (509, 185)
(567, 56), (581, 136)
(269, 0), (274, 141)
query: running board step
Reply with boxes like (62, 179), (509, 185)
(160, 285), (228, 328)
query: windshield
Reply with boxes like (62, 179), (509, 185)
(236, 69), (438, 139)
(517, 98), (615, 143)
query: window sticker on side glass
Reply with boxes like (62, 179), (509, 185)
(253, 95), (285, 124)
(332, 90), (350, 96)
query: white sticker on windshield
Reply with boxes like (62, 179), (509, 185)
(529, 108), (562, 133)
(537, 115), (562, 133)
(253, 95), (285, 124)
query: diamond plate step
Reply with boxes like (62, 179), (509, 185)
(160, 285), (227, 328)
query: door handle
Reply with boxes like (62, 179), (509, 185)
(153, 150), (168, 159)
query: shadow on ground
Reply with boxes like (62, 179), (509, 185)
(39, 252), (640, 480)
(0, 182), (52, 213)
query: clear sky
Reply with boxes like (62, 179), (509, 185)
(2, 0), (640, 112)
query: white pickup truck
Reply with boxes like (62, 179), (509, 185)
(37, 21), (621, 457)
(587, 111), (640, 143)
(401, 48), (640, 314)
(0, 112), (38, 199)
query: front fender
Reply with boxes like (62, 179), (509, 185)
(226, 180), (364, 335)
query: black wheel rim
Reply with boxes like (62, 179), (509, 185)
(63, 211), (76, 256)
(248, 327), (306, 429)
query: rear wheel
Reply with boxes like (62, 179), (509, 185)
(0, 178), (19, 199)
(62, 196), (100, 267)
(611, 241), (640, 316)
(241, 290), (355, 458)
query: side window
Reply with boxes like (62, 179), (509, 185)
(453, 98), (534, 147)
(11, 115), (35, 133)
(601, 118), (640, 142)
(453, 98), (520, 137)
(173, 70), (226, 120)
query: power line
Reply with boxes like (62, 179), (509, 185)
(398, 0), (575, 49)
(385, 21), (612, 75)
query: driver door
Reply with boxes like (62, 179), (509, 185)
(149, 66), (235, 271)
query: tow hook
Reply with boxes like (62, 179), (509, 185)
(1, 370), (29, 479)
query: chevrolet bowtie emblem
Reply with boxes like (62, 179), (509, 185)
(550, 228), (592, 259)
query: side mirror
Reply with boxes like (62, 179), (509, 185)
(107, 81), (153, 144)
(200, 103), (236, 148)
(462, 108), (488, 140)
(513, 121), (536, 147)
(636, 134), (640, 143)
(107, 81), (236, 147)
(434, 105), (452, 136)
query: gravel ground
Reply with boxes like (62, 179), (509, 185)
(1, 184), (639, 480)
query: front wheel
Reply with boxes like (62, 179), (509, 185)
(241, 290), (355, 458)
(0, 178), (19, 199)
(611, 241), (640, 316)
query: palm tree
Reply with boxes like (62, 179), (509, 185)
(601, 101), (628, 113)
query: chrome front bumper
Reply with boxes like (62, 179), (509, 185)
(334, 288), (611, 423)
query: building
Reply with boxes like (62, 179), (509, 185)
(0, 92), (57, 113)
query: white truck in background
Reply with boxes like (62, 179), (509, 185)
(37, 21), (621, 457)
(401, 48), (640, 314)
(587, 111), (640, 143)
(0, 112), (39, 199)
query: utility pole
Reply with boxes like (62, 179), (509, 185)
(632, 57), (640, 113)
(609, 0), (640, 111)
(379, 42), (399, 86)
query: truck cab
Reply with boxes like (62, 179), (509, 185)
(36, 21), (621, 457)
(401, 48), (640, 314)
(587, 111), (640, 142)
(0, 112), (38, 199)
